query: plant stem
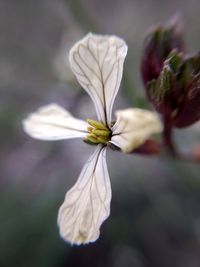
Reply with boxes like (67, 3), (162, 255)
(163, 115), (177, 156)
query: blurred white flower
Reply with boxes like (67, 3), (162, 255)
(23, 33), (162, 245)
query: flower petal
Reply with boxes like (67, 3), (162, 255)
(57, 145), (111, 245)
(23, 104), (88, 140)
(111, 108), (162, 153)
(69, 33), (128, 127)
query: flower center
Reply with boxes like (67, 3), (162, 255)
(84, 119), (111, 145)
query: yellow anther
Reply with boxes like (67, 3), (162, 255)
(97, 136), (109, 143)
(87, 119), (108, 130)
(85, 119), (111, 145)
(87, 126), (94, 133)
(85, 134), (99, 144)
(92, 129), (111, 137)
(89, 133), (98, 139)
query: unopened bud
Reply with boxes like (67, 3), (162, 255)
(147, 50), (183, 115)
(174, 53), (200, 127)
(141, 19), (184, 86)
(146, 49), (200, 127)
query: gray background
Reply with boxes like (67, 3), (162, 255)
(1, 1), (200, 267)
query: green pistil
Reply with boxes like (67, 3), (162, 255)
(84, 119), (111, 145)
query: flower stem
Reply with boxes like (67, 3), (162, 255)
(163, 115), (177, 156)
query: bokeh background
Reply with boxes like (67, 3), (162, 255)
(1, 0), (200, 266)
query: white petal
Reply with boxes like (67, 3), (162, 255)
(57, 145), (111, 245)
(23, 104), (88, 140)
(69, 33), (128, 127)
(111, 108), (162, 153)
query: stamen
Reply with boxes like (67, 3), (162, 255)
(85, 134), (99, 144)
(85, 119), (111, 145)
(87, 119), (108, 130)
(87, 126), (94, 132)
(97, 136), (109, 143)
(92, 129), (111, 137)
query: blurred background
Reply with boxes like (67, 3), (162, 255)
(1, 0), (200, 266)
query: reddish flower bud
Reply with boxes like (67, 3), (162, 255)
(146, 50), (184, 116)
(141, 17), (200, 128)
(134, 139), (161, 155)
(174, 53), (200, 127)
(146, 49), (200, 128)
(141, 20), (184, 86)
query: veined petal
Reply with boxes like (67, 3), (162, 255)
(111, 108), (162, 153)
(23, 104), (88, 140)
(69, 33), (128, 127)
(57, 145), (111, 245)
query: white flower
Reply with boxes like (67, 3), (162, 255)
(23, 33), (162, 245)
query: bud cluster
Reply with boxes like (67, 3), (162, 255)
(141, 20), (200, 128)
